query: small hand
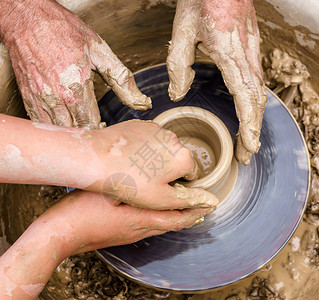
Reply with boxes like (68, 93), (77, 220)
(0, 114), (218, 211)
(0, 190), (213, 299)
(167, 0), (267, 165)
(1, 0), (151, 129)
(54, 190), (215, 252)
(92, 120), (219, 210)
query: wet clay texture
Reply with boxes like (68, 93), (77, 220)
(1, 0), (319, 299)
(153, 105), (238, 202)
(179, 136), (216, 178)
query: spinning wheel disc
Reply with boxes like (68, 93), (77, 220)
(96, 63), (310, 292)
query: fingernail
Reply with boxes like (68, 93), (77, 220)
(134, 94), (152, 110)
(235, 142), (252, 166)
(241, 127), (261, 153)
(186, 216), (205, 228)
(207, 207), (217, 214)
(248, 136), (261, 153)
(99, 122), (107, 129)
(167, 68), (195, 102)
(168, 83), (189, 102)
(195, 192), (219, 208)
(119, 89), (152, 111)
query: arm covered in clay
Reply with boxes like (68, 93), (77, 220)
(167, 0), (267, 165)
(0, 0), (151, 129)
(0, 190), (212, 299)
(0, 113), (218, 210)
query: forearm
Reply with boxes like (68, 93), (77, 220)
(0, 210), (76, 299)
(0, 113), (105, 189)
(0, 188), (214, 299)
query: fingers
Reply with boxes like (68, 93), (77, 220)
(136, 183), (219, 211)
(228, 35), (267, 164)
(183, 160), (200, 181)
(199, 23), (267, 164)
(233, 83), (267, 165)
(143, 206), (215, 233)
(235, 134), (253, 165)
(89, 38), (152, 111)
(102, 189), (215, 231)
(21, 73), (103, 129)
(170, 183), (219, 209)
(102, 146), (218, 210)
(151, 130), (200, 182)
(63, 74), (104, 129)
(166, 0), (200, 102)
(21, 92), (56, 124)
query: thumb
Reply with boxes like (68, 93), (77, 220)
(89, 38), (152, 111)
(170, 183), (219, 209)
(167, 1), (200, 102)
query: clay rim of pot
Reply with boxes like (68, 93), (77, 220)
(153, 106), (234, 189)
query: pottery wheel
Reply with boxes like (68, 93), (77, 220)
(96, 63), (310, 292)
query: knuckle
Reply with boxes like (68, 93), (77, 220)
(178, 146), (194, 166)
(165, 129), (178, 141)
(114, 66), (132, 86)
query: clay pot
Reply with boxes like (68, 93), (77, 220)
(153, 106), (237, 200)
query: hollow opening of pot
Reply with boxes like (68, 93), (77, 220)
(163, 116), (221, 180)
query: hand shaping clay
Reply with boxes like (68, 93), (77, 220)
(179, 136), (216, 178)
(153, 106), (238, 201)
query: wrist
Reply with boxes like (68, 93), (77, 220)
(82, 126), (121, 193)
(40, 190), (102, 256)
(0, 114), (105, 189)
(34, 207), (77, 260)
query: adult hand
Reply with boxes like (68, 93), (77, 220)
(0, 190), (213, 299)
(167, 0), (267, 165)
(0, 0), (151, 129)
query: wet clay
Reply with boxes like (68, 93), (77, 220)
(153, 106), (238, 202)
(0, 1), (319, 300)
(179, 136), (216, 178)
(173, 182), (218, 208)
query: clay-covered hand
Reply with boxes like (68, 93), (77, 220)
(51, 190), (214, 252)
(0, 114), (218, 211)
(0, 0), (151, 129)
(0, 190), (213, 299)
(167, 0), (267, 165)
(93, 120), (219, 210)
